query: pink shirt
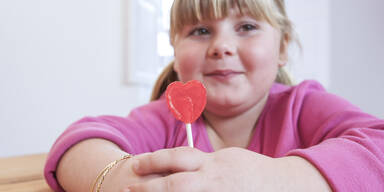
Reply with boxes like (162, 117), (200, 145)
(44, 80), (384, 191)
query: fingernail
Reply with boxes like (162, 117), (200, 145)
(132, 160), (140, 172)
(123, 188), (131, 192)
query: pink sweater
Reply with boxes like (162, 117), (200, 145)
(44, 80), (384, 191)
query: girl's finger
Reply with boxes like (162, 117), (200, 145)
(132, 147), (206, 175)
(127, 171), (203, 192)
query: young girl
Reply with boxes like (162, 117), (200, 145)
(44, 0), (384, 191)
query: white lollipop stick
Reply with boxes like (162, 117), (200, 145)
(186, 123), (194, 148)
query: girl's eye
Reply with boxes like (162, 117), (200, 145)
(239, 24), (257, 32)
(189, 27), (210, 36)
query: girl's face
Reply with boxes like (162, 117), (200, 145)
(173, 12), (286, 117)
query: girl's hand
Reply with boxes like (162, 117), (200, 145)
(56, 138), (165, 192)
(99, 153), (163, 191)
(127, 147), (331, 192)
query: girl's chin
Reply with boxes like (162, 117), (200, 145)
(207, 96), (243, 109)
(204, 103), (247, 117)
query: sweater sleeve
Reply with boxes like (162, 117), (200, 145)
(287, 81), (384, 191)
(44, 99), (176, 191)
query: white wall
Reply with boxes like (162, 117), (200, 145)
(286, 0), (331, 88)
(329, 0), (384, 118)
(286, 0), (384, 118)
(0, 0), (383, 157)
(0, 0), (152, 157)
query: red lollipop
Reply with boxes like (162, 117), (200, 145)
(165, 80), (207, 147)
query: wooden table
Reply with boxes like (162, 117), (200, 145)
(0, 153), (52, 192)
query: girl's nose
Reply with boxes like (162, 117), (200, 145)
(207, 36), (236, 59)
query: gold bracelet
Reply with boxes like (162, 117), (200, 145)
(91, 154), (134, 192)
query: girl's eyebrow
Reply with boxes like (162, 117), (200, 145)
(179, 25), (200, 35)
(236, 14), (261, 20)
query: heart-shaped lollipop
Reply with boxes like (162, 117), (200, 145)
(165, 80), (207, 123)
(165, 80), (207, 147)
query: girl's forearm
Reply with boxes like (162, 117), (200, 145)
(56, 138), (128, 192)
(277, 156), (332, 192)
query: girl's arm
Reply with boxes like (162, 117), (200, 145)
(56, 138), (160, 192)
(287, 81), (384, 191)
(126, 147), (331, 192)
(45, 101), (174, 191)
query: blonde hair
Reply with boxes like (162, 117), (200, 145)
(151, 0), (295, 101)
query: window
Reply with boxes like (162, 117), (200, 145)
(124, 0), (173, 85)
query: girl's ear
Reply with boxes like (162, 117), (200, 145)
(172, 35), (180, 72)
(173, 60), (179, 72)
(278, 33), (289, 67)
(173, 43), (179, 73)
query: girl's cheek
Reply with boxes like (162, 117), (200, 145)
(176, 49), (201, 70)
(179, 62), (197, 80)
(242, 43), (277, 69)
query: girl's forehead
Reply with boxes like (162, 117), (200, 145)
(183, 8), (257, 25)
(194, 14), (259, 26)
(170, 0), (282, 44)
(173, 3), (268, 27)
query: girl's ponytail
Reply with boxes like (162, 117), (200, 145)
(276, 67), (294, 86)
(150, 61), (178, 101)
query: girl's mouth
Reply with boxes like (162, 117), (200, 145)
(205, 70), (243, 80)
